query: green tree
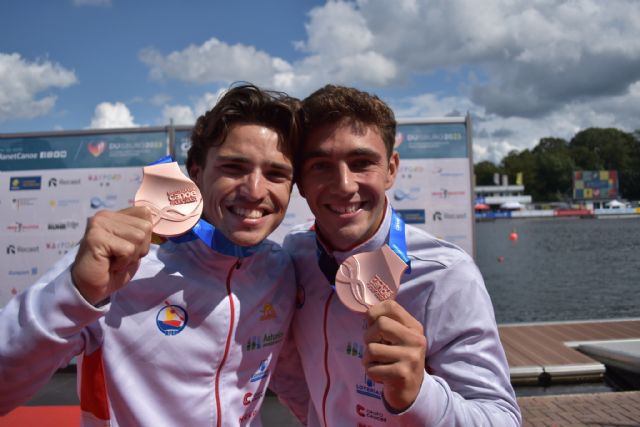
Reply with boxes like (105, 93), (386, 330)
(530, 138), (574, 201)
(501, 148), (535, 192)
(570, 128), (640, 200)
(474, 160), (501, 185)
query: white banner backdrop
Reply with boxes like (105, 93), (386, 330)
(1, 118), (473, 308)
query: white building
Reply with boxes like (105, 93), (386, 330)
(475, 185), (532, 210)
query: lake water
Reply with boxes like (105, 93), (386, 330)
(475, 216), (640, 324)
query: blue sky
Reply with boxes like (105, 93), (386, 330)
(2, 0), (640, 163)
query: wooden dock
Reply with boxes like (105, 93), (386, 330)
(499, 318), (640, 385)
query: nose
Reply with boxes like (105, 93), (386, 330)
(332, 163), (358, 194)
(240, 170), (268, 201)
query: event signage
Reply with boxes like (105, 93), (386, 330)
(0, 130), (168, 171)
(0, 118), (474, 308)
(0, 128), (170, 307)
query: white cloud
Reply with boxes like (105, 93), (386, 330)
(160, 89), (226, 126)
(161, 105), (195, 126)
(139, 38), (293, 89)
(136, 0), (640, 161)
(0, 53), (77, 122)
(89, 102), (137, 128)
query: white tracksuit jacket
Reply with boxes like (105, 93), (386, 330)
(272, 205), (522, 426)
(0, 237), (296, 426)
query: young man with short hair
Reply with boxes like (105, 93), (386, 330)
(0, 84), (301, 426)
(274, 85), (521, 426)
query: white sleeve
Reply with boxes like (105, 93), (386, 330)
(269, 319), (310, 425)
(0, 251), (107, 414)
(388, 258), (522, 426)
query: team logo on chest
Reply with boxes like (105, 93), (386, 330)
(259, 303), (277, 320)
(156, 301), (188, 335)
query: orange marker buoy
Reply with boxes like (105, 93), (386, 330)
(509, 230), (518, 241)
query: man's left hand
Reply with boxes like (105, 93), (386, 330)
(363, 300), (427, 412)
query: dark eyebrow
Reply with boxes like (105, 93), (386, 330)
(302, 147), (382, 161)
(217, 155), (293, 175)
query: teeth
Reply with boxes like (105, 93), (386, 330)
(330, 203), (360, 214)
(232, 207), (264, 219)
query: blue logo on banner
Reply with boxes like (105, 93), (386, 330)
(10, 176), (41, 191)
(395, 209), (426, 224)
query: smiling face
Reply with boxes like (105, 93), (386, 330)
(298, 120), (399, 251)
(189, 123), (293, 247)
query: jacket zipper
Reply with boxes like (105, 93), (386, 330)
(214, 259), (241, 427)
(321, 291), (334, 427)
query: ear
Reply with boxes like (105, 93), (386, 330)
(296, 182), (307, 199)
(188, 163), (202, 186)
(384, 151), (400, 190)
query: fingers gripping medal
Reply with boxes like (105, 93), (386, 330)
(134, 161), (203, 237)
(334, 245), (408, 312)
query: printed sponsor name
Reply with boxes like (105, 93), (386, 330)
(47, 221), (80, 231)
(10, 176), (41, 191)
(8, 268), (38, 276)
(6, 223), (40, 232)
(48, 177), (81, 187)
(356, 404), (387, 422)
(6, 245), (39, 254)
(263, 331), (284, 347)
(0, 150), (67, 160)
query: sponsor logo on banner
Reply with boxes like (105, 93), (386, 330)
(180, 139), (191, 155)
(45, 241), (77, 255)
(432, 211), (468, 222)
(49, 198), (81, 209)
(432, 166), (464, 177)
(10, 176), (41, 191)
(6, 244), (39, 254)
(392, 188), (418, 201)
(0, 152), (39, 161)
(356, 404), (387, 423)
(47, 221), (81, 231)
(48, 177), (82, 187)
(87, 141), (107, 157)
(39, 150), (67, 159)
(395, 209), (425, 224)
(398, 165), (424, 179)
(431, 188), (466, 199)
(107, 141), (164, 158)
(8, 267), (38, 277)
(90, 195), (117, 209)
(88, 173), (122, 187)
(6, 222), (40, 233)
(11, 197), (37, 210)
